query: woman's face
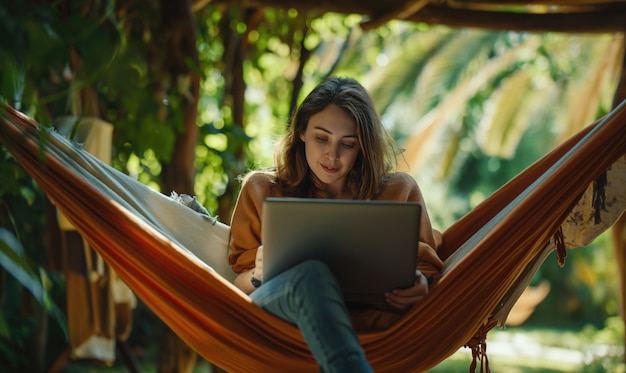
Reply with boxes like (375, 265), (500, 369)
(299, 104), (360, 198)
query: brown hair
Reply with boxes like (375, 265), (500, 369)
(275, 77), (399, 199)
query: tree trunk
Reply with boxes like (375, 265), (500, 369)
(157, 327), (198, 373)
(613, 213), (626, 364)
(611, 36), (625, 364)
(156, 0), (202, 371)
(160, 0), (201, 196)
(215, 9), (259, 221)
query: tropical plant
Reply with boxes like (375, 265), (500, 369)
(354, 26), (624, 326)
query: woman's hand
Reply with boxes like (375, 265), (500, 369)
(385, 270), (429, 311)
(233, 245), (264, 293)
(253, 245), (264, 281)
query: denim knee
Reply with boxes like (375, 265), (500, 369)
(291, 260), (336, 287)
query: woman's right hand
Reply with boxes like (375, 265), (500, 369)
(385, 270), (429, 311)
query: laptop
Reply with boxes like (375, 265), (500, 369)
(261, 197), (421, 307)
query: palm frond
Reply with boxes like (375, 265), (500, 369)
(413, 29), (498, 115)
(559, 35), (624, 141)
(368, 27), (453, 114)
(477, 68), (532, 158)
(402, 34), (543, 170)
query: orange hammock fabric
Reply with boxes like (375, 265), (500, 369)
(1, 101), (625, 372)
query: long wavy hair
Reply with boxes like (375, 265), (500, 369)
(274, 77), (399, 199)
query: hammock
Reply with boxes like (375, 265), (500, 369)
(0, 101), (625, 372)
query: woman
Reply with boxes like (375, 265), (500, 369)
(229, 77), (443, 372)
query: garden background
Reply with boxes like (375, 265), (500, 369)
(0, 1), (624, 372)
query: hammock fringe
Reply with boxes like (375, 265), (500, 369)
(465, 320), (497, 373)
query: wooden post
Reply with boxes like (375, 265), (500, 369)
(611, 34), (626, 364)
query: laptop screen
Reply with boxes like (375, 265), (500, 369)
(262, 198), (421, 306)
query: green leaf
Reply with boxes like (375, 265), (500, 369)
(0, 228), (68, 339)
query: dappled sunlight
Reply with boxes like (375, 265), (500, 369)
(435, 328), (625, 372)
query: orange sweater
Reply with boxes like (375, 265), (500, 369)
(228, 171), (443, 331)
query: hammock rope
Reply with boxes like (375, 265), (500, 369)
(1, 100), (625, 372)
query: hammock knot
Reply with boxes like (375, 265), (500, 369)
(592, 170), (608, 224)
(553, 226), (566, 267)
(464, 320), (497, 373)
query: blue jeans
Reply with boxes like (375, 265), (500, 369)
(250, 260), (373, 373)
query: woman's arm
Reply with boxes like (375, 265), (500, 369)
(381, 173), (444, 309)
(234, 269), (257, 294)
(233, 245), (264, 294)
(229, 172), (274, 292)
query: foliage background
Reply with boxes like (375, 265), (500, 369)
(0, 1), (623, 371)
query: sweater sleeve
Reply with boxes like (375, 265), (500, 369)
(228, 172), (274, 273)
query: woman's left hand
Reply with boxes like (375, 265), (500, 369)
(385, 270), (429, 311)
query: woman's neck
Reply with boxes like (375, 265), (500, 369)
(310, 176), (353, 199)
